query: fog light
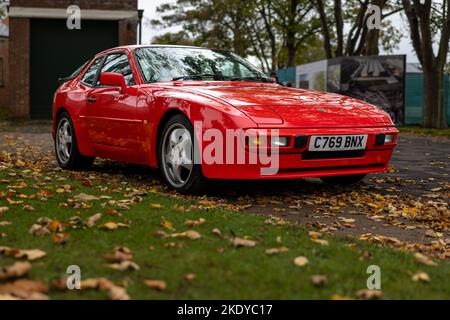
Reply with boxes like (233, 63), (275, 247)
(385, 134), (394, 144)
(271, 136), (290, 147)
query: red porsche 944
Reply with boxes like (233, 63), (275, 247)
(53, 45), (398, 193)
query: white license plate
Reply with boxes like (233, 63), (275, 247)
(309, 135), (368, 151)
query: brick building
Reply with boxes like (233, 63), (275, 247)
(2, 0), (138, 119)
(0, 1), (8, 110)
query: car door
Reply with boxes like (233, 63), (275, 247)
(84, 53), (142, 163)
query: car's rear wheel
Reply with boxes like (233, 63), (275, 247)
(159, 114), (207, 194)
(55, 111), (95, 170)
(320, 174), (366, 185)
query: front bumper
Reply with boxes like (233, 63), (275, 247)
(201, 126), (398, 180)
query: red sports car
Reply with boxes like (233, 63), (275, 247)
(53, 45), (398, 193)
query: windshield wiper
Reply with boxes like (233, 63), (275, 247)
(172, 74), (221, 81)
(230, 76), (274, 83)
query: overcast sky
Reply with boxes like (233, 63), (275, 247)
(138, 0), (419, 63)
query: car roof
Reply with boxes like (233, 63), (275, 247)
(96, 44), (208, 56)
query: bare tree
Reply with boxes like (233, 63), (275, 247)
(402, 0), (449, 128)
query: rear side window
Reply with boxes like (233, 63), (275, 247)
(81, 57), (104, 86)
(101, 54), (135, 86)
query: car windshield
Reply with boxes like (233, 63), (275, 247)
(135, 47), (272, 83)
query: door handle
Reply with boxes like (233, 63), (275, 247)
(87, 97), (97, 103)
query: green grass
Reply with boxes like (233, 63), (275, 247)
(399, 125), (450, 137)
(1, 170), (450, 299)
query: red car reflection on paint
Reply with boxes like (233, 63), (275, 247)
(53, 45), (398, 193)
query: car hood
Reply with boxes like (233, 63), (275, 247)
(186, 84), (393, 128)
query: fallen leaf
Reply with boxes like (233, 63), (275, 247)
(106, 261), (140, 271)
(311, 238), (329, 246)
(265, 247), (289, 255)
(311, 275), (328, 287)
(0, 262), (32, 280)
(73, 193), (98, 202)
(85, 213), (102, 227)
(412, 271), (430, 282)
(330, 294), (353, 300)
(184, 218), (206, 227)
(144, 280), (167, 291)
(53, 233), (70, 245)
(170, 230), (201, 240)
(150, 203), (163, 209)
(0, 247), (47, 261)
(23, 205), (35, 212)
(212, 228), (222, 236)
(356, 289), (382, 300)
(104, 247), (133, 262)
(0, 280), (48, 300)
(0, 207), (9, 215)
(293, 256), (309, 267)
(29, 224), (50, 237)
(414, 252), (438, 266)
(231, 237), (257, 247)
(185, 273), (196, 282)
(100, 222), (130, 230)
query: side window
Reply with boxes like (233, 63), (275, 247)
(101, 54), (135, 86)
(80, 57), (104, 86)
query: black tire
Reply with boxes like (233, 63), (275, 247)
(158, 114), (207, 194)
(320, 174), (366, 185)
(55, 111), (95, 170)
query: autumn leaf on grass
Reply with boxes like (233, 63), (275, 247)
(170, 230), (201, 240)
(414, 252), (438, 266)
(265, 247), (289, 256)
(231, 237), (257, 248)
(29, 224), (50, 237)
(53, 233), (70, 245)
(100, 222), (130, 231)
(73, 193), (99, 202)
(185, 273), (196, 282)
(329, 294), (353, 300)
(0, 280), (48, 300)
(310, 239), (329, 246)
(106, 261), (140, 272)
(412, 271), (430, 282)
(0, 207), (9, 215)
(161, 218), (173, 230)
(48, 220), (65, 233)
(144, 280), (167, 291)
(356, 289), (382, 300)
(293, 256), (308, 267)
(85, 213), (102, 227)
(184, 218), (206, 227)
(23, 205), (35, 212)
(77, 278), (129, 300)
(0, 262), (32, 281)
(0, 221), (11, 227)
(0, 247), (46, 261)
(150, 203), (163, 209)
(104, 247), (133, 262)
(311, 275), (328, 287)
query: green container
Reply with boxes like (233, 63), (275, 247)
(405, 73), (450, 125)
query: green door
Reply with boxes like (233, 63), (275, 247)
(30, 19), (119, 119)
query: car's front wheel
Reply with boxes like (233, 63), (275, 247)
(55, 111), (95, 170)
(320, 174), (366, 185)
(158, 114), (207, 194)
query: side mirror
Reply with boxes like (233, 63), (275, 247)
(99, 72), (127, 94)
